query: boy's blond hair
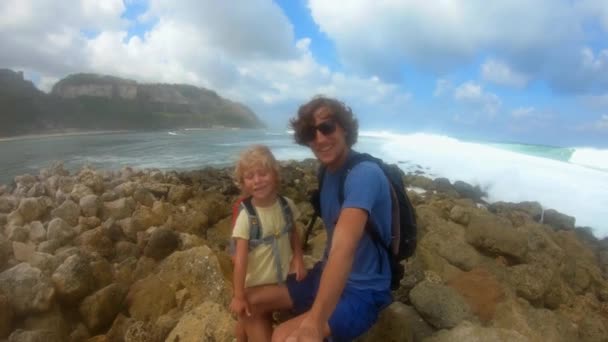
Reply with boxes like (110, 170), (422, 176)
(234, 144), (281, 190)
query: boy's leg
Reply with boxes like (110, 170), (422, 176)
(246, 284), (293, 315)
(235, 318), (247, 342)
(242, 312), (272, 342)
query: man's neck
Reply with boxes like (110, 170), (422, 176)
(326, 148), (351, 173)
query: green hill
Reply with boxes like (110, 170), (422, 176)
(0, 69), (265, 137)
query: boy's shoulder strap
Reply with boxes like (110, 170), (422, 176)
(277, 195), (294, 233)
(240, 196), (262, 240)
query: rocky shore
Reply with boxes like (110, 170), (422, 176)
(0, 160), (607, 341)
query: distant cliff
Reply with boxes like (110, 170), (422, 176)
(0, 69), (265, 137)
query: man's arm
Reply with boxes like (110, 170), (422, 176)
(306, 207), (368, 332)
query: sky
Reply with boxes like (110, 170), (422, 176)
(1, 0), (608, 147)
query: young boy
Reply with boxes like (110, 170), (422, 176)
(230, 144), (307, 342)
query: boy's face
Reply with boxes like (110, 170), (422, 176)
(242, 165), (277, 204)
(308, 107), (349, 171)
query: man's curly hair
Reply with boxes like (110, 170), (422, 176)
(289, 96), (359, 147)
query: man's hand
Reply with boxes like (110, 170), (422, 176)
(229, 295), (251, 318)
(285, 315), (324, 342)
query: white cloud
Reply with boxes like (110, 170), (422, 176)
(482, 59), (529, 88)
(511, 107), (535, 118)
(453, 81), (501, 116)
(578, 114), (608, 132)
(433, 79), (452, 97)
(307, 0), (607, 93)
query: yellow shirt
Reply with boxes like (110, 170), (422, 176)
(232, 197), (300, 288)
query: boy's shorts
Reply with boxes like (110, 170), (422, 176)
(285, 262), (392, 342)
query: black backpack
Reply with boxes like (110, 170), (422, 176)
(305, 151), (417, 290)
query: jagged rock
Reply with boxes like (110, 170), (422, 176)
(28, 221), (46, 243)
(100, 190), (119, 202)
(447, 268), (505, 322)
(46, 218), (75, 244)
(17, 197), (49, 223)
(28, 252), (60, 275)
(37, 239), (62, 254)
(126, 274), (176, 322)
(409, 280), (474, 329)
(75, 227), (114, 258)
(357, 302), (415, 341)
(51, 254), (95, 304)
(78, 169), (105, 194)
(80, 283), (128, 333)
(12, 241), (35, 262)
(7, 225), (29, 242)
(165, 301), (233, 342)
(168, 185), (192, 204)
(15, 174), (37, 188)
(51, 199), (79, 226)
(425, 321), (528, 342)
(142, 183), (169, 198)
(102, 197), (135, 220)
(133, 188), (155, 207)
(166, 209), (208, 235)
(143, 227), (179, 261)
(453, 180), (486, 202)
(0, 263), (55, 315)
(89, 258), (114, 290)
(70, 184), (94, 202)
(543, 209), (575, 230)
(157, 246), (231, 306)
(8, 329), (62, 342)
(422, 220), (482, 272)
(0, 235), (10, 270)
(0, 196), (18, 213)
(508, 263), (556, 303)
(26, 183), (47, 197)
(78, 216), (101, 230)
(69, 323), (90, 342)
(115, 241), (139, 262)
(465, 213), (527, 262)
(114, 181), (138, 197)
(79, 194), (100, 217)
(21, 304), (70, 341)
(0, 290), (13, 338)
(130, 206), (164, 233)
(123, 320), (153, 342)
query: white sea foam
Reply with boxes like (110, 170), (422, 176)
(355, 131), (608, 238)
(570, 147), (608, 171)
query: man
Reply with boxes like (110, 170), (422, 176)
(246, 96), (393, 341)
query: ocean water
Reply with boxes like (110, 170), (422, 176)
(1, 129), (607, 238)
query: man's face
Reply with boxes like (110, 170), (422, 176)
(308, 107), (349, 171)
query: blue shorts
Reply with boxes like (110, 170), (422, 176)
(286, 262), (392, 342)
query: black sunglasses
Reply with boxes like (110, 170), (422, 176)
(303, 119), (338, 142)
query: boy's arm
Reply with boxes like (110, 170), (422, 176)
(232, 238), (249, 300)
(298, 207), (368, 335)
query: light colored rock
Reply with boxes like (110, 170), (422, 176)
(165, 301), (234, 342)
(168, 185), (192, 204)
(80, 283), (128, 333)
(78, 169), (105, 194)
(51, 254), (95, 303)
(409, 280), (473, 329)
(102, 197), (135, 220)
(46, 218), (75, 244)
(12, 241), (35, 262)
(21, 304), (70, 341)
(0, 263), (55, 315)
(28, 221), (46, 243)
(8, 329), (62, 342)
(79, 194), (100, 217)
(70, 184), (94, 202)
(78, 216), (101, 230)
(0, 196), (18, 213)
(357, 302), (415, 342)
(465, 213), (527, 262)
(0, 290), (13, 338)
(51, 199), (80, 226)
(7, 225), (29, 242)
(425, 321), (529, 342)
(17, 198), (48, 223)
(126, 274), (176, 322)
(132, 188), (155, 207)
(75, 227), (114, 258)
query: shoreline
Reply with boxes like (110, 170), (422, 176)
(0, 130), (132, 143)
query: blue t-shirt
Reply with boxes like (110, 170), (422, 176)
(320, 155), (392, 291)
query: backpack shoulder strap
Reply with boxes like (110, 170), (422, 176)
(241, 197), (262, 241)
(277, 195), (294, 234)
